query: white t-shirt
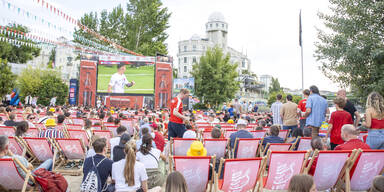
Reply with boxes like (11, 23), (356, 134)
(183, 130), (197, 139)
(110, 137), (121, 160)
(109, 73), (129, 93)
(112, 160), (148, 192)
(136, 148), (161, 169)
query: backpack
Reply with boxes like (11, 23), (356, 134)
(80, 157), (106, 192)
(33, 168), (68, 192)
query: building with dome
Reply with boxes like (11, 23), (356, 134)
(177, 12), (260, 100)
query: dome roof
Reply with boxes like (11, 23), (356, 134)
(208, 12), (225, 22)
(190, 34), (201, 40)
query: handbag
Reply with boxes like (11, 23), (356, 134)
(146, 153), (165, 189)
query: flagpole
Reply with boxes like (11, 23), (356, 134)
(299, 10), (304, 92)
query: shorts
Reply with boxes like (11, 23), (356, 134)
(168, 121), (186, 140)
(366, 129), (384, 149)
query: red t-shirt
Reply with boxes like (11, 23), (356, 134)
(298, 99), (307, 120)
(153, 131), (166, 152)
(329, 110), (353, 144)
(169, 97), (183, 124)
(334, 139), (371, 150)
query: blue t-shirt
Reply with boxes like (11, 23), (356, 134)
(228, 108), (234, 117)
(229, 130), (253, 148)
(305, 94), (328, 127)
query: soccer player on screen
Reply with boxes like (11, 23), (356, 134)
(107, 63), (135, 93)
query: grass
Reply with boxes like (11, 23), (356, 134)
(97, 64), (155, 94)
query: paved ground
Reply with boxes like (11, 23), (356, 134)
(64, 175), (82, 192)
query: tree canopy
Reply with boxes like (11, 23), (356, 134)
(315, 0), (384, 99)
(74, 0), (171, 56)
(191, 47), (239, 108)
(269, 77), (282, 93)
(0, 59), (16, 98)
(17, 67), (68, 106)
(0, 24), (40, 63)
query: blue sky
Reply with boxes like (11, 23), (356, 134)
(0, 0), (341, 91)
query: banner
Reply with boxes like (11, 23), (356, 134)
(173, 78), (195, 96)
(68, 79), (78, 105)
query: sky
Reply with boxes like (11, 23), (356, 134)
(0, 0), (342, 91)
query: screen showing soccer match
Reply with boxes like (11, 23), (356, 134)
(97, 61), (155, 94)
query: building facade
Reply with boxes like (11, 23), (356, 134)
(260, 74), (273, 93)
(177, 12), (257, 100)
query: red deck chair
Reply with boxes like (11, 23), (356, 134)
(66, 124), (82, 130)
(0, 126), (15, 136)
(216, 158), (265, 192)
(54, 138), (86, 175)
(262, 143), (292, 156)
(250, 130), (266, 138)
(89, 118), (101, 125)
(67, 129), (89, 146)
(72, 118), (84, 125)
(261, 151), (308, 191)
(120, 119), (134, 135)
(0, 158), (35, 191)
(172, 138), (196, 156)
(55, 124), (66, 132)
(103, 122), (115, 127)
(25, 128), (40, 138)
(172, 156), (213, 192)
(15, 114), (24, 122)
(8, 136), (24, 156)
(347, 150), (384, 191)
(0, 113), (8, 121)
(204, 139), (228, 160)
(234, 138), (262, 158)
(93, 130), (112, 148)
(201, 130), (212, 139)
(224, 129), (237, 138)
(23, 137), (54, 162)
(310, 150), (354, 191)
(278, 130), (289, 141)
(106, 126), (118, 137)
(296, 137), (312, 151)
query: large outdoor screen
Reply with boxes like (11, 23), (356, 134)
(97, 61), (155, 94)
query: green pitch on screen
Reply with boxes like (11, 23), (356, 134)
(97, 65), (155, 94)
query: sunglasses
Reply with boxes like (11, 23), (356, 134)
(29, 117), (35, 120)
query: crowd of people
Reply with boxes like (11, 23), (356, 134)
(0, 87), (384, 192)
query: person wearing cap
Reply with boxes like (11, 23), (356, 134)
(38, 118), (64, 138)
(229, 119), (253, 149)
(107, 62), (135, 93)
(334, 124), (370, 150)
(187, 141), (207, 156)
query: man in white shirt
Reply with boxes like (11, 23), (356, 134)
(110, 126), (127, 160)
(108, 63), (135, 93)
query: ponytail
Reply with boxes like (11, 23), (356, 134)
(140, 134), (153, 155)
(124, 142), (136, 186)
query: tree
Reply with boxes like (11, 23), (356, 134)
(17, 68), (68, 105)
(267, 91), (302, 106)
(191, 47), (239, 108)
(315, 0), (384, 99)
(74, 0), (171, 56)
(0, 24), (40, 63)
(0, 59), (16, 98)
(269, 77), (282, 93)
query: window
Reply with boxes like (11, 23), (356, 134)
(193, 57), (196, 63)
(210, 24), (212, 27)
(184, 57), (187, 63)
(242, 60), (246, 68)
(184, 66), (187, 73)
(203, 46), (205, 50)
(193, 45), (196, 51)
(216, 23), (218, 27)
(222, 24), (224, 27)
(184, 46), (187, 52)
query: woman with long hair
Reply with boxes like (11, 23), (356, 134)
(165, 171), (188, 192)
(288, 174), (317, 192)
(137, 134), (166, 189)
(362, 92), (384, 149)
(112, 142), (149, 192)
(15, 121), (29, 137)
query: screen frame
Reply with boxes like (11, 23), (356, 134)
(95, 60), (156, 96)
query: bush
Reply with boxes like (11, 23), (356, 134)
(268, 91), (303, 107)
